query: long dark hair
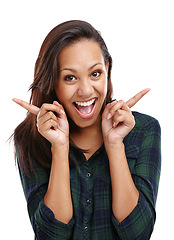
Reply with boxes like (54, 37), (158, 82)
(14, 20), (113, 175)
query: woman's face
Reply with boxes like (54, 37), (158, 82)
(55, 40), (109, 129)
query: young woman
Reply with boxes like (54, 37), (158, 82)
(13, 20), (161, 240)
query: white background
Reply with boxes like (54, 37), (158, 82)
(1, 0), (174, 239)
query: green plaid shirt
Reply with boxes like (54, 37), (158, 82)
(16, 111), (161, 240)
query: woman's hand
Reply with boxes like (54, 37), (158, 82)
(102, 100), (135, 144)
(37, 101), (69, 147)
(102, 88), (150, 145)
(12, 99), (69, 147)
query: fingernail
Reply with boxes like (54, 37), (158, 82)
(53, 101), (59, 105)
(113, 122), (116, 128)
(12, 98), (21, 104)
(60, 109), (65, 115)
(107, 113), (112, 120)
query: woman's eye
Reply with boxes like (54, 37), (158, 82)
(64, 75), (75, 81)
(91, 71), (101, 78)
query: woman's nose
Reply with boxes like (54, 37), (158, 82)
(77, 79), (94, 98)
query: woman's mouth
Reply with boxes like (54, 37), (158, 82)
(73, 98), (97, 119)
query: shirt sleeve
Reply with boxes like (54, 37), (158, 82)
(16, 148), (75, 240)
(112, 116), (161, 240)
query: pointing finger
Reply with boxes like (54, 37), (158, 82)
(126, 88), (150, 108)
(12, 98), (40, 115)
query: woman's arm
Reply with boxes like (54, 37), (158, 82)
(104, 141), (139, 223)
(35, 101), (73, 224)
(44, 144), (73, 224)
(103, 100), (139, 222)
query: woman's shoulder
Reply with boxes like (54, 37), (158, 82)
(124, 111), (161, 146)
(123, 111), (161, 155)
(132, 111), (160, 131)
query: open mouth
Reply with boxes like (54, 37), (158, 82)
(73, 98), (97, 119)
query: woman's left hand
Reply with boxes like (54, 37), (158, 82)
(102, 100), (135, 144)
(102, 88), (150, 144)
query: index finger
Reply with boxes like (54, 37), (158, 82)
(12, 98), (40, 115)
(126, 88), (150, 108)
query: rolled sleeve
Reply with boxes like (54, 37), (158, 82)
(112, 192), (154, 239)
(33, 199), (74, 239)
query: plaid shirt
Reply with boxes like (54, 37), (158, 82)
(16, 111), (161, 240)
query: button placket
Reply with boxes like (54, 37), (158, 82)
(83, 164), (93, 238)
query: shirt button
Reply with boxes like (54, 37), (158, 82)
(86, 172), (91, 178)
(86, 199), (91, 204)
(84, 226), (88, 232)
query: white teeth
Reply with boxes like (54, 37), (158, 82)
(75, 98), (95, 107)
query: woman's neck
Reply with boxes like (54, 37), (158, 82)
(70, 121), (103, 160)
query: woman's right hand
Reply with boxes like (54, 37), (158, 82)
(37, 101), (69, 147)
(12, 99), (69, 147)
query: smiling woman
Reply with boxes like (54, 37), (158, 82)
(55, 40), (108, 126)
(12, 20), (161, 240)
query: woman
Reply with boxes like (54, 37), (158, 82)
(13, 20), (161, 239)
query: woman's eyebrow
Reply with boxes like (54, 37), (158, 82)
(60, 67), (77, 73)
(60, 63), (103, 73)
(88, 62), (103, 70)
